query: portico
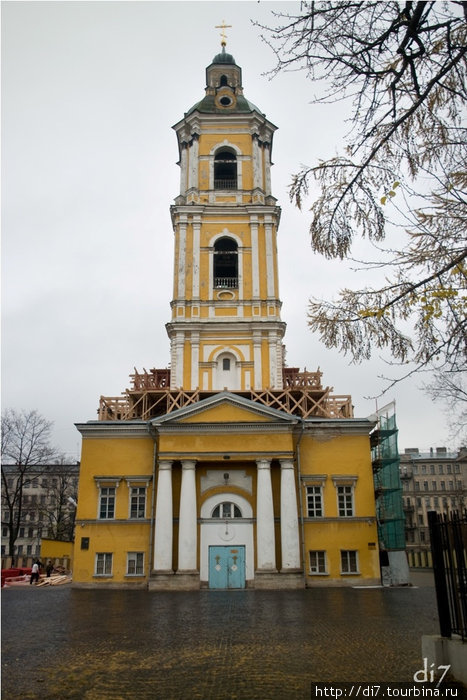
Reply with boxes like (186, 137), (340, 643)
(148, 392), (303, 590)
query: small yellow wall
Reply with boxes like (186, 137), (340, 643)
(300, 432), (380, 585)
(73, 435), (154, 586)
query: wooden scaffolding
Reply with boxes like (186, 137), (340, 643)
(98, 367), (353, 421)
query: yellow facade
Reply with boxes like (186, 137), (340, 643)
(73, 45), (380, 590)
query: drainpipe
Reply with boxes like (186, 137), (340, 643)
(295, 418), (307, 587)
(149, 427), (158, 574)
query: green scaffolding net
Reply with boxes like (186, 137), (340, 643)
(371, 409), (406, 551)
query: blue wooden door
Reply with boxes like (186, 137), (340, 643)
(209, 546), (245, 589)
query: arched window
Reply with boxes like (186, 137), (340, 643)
(212, 502), (242, 518)
(220, 75), (228, 86)
(213, 237), (238, 288)
(214, 149), (237, 189)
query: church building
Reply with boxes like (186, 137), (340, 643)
(73, 39), (381, 589)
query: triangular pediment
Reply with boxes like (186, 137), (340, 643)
(150, 392), (299, 427)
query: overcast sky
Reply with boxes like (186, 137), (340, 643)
(2, 1), (458, 460)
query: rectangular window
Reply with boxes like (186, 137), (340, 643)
(306, 486), (323, 517)
(415, 482), (420, 491)
(341, 550), (359, 574)
(309, 550), (327, 574)
(127, 551), (144, 576)
(81, 537), (90, 550)
(337, 485), (354, 517)
(434, 497), (439, 507)
(423, 481), (429, 491)
(99, 487), (115, 519)
(440, 481), (446, 491)
(447, 465), (452, 474)
(432, 481), (437, 491)
(439, 465), (444, 475)
(130, 487), (146, 519)
(430, 465), (435, 475)
(95, 553), (113, 576)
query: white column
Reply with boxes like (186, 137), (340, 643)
(280, 459), (301, 570)
(153, 461), (173, 572)
(178, 460), (197, 572)
(256, 459), (276, 571)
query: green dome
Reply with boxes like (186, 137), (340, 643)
(212, 47), (236, 65)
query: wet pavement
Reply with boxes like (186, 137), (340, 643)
(2, 572), (441, 700)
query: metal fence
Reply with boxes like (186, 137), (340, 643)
(428, 510), (467, 640)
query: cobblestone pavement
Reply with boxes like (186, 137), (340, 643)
(2, 572), (441, 700)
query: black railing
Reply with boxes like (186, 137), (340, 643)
(214, 179), (237, 190)
(428, 510), (467, 640)
(214, 277), (238, 288)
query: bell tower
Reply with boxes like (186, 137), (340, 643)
(167, 40), (286, 392)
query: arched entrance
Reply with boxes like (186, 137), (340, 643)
(200, 493), (253, 588)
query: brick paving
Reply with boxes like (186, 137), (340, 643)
(2, 573), (441, 700)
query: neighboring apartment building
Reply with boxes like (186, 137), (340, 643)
(1, 462), (79, 568)
(400, 447), (467, 567)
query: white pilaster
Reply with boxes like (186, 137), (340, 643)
(264, 143), (272, 195)
(253, 333), (262, 389)
(177, 218), (187, 299)
(279, 459), (301, 570)
(250, 218), (260, 299)
(191, 332), (199, 390)
(265, 220), (275, 298)
(192, 218), (201, 299)
(269, 330), (277, 388)
(256, 459), (276, 571)
(252, 136), (262, 189)
(172, 330), (184, 388)
(180, 144), (188, 195)
(153, 461), (173, 572)
(188, 135), (199, 190)
(178, 460), (198, 572)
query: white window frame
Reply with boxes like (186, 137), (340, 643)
(309, 550), (327, 575)
(95, 478), (121, 520)
(99, 486), (116, 519)
(211, 502), (242, 518)
(129, 486), (146, 519)
(95, 552), (113, 576)
(306, 486), (323, 517)
(126, 551), (144, 576)
(332, 476), (357, 517)
(340, 550), (359, 575)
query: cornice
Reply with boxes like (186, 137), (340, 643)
(75, 422), (150, 439)
(154, 422), (296, 435)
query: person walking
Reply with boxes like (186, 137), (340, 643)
(30, 561), (40, 585)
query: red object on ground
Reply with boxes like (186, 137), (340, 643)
(1, 568), (32, 587)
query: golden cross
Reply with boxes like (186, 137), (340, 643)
(215, 20), (232, 47)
